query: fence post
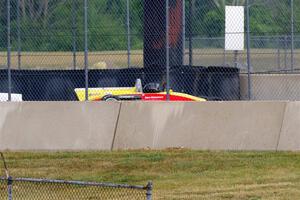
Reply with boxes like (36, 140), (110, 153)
(72, 0), (77, 70)
(7, 0), (12, 101)
(188, 0), (193, 67)
(17, 0), (21, 70)
(84, 0), (89, 101)
(146, 181), (153, 200)
(233, 50), (238, 68)
(284, 35), (288, 70)
(7, 176), (13, 200)
(166, 0), (170, 101)
(246, 0), (252, 100)
(126, 0), (131, 68)
(182, 0), (185, 62)
(277, 36), (281, 70)
(290, 0), (294, 71)
(223, 49), (226, 66)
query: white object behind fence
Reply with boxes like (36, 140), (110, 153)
(0, 93), (22, 102)
(225, 6), (245, 51)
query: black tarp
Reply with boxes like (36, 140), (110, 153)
(0, 66), (240, 101)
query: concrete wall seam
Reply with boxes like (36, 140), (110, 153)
(277, 102), (300, 151)
(1, 101), (299, 151)
(111, 102), (123, 150)
(276, 103), (288, 151)
(113, 101), (286, 151)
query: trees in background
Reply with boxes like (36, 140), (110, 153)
(0, 0), (299, 51)
(0, 0), (143, 51)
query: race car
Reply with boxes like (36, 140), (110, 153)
(74, 79), (206, 102)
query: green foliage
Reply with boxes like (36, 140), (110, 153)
(192, 0), (292, 37)
(202, 10), (225, 37)
(0, 0), (144, 51)
(0, 0), (297, 51)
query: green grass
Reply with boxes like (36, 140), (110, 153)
(1, 150), (300, 199)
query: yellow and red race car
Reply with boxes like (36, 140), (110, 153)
(75, 79), (206, 102)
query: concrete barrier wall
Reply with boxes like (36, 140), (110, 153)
(277, 102), (300, 151)
(1, 101), (300, 151)
(0, 102), (120, 150)
(240, 74), (300, 100)
(113, 102), (286, 150)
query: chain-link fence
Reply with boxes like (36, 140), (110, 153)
(0, 177), (152, 200)
(0, 0), (299, 101)
(1, 152), (153, 200)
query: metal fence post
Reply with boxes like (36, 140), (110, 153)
(7, 0), (12, 101)
(146, 181), (153, 200)
(7, 176), (13, 200)
(188, 0), (193, 67)
(246, 0), (252, 100)
(182, 0), (185, 61)
(277, 36), (281, 70)
(126, 0), (131, 68)
(72, 0), (77, 70)
(290, 0), (294, 71)
(233, 50), (238, 68)
(2, 152), (12, 200)
(166, 0), (170, 101)
(84, 0), (89, 101)
(17, 0), (21, 70)
(223, 49), (226, 67)
(284, 35), (288, 70)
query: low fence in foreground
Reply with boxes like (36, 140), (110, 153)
(0, 177), (152, 200)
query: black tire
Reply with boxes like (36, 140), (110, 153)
(103, 95), (119, 102)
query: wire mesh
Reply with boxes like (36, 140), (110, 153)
(0, 177), (150, 200)
(0, 0), (299, 101)
(0, 180), (7, 200)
